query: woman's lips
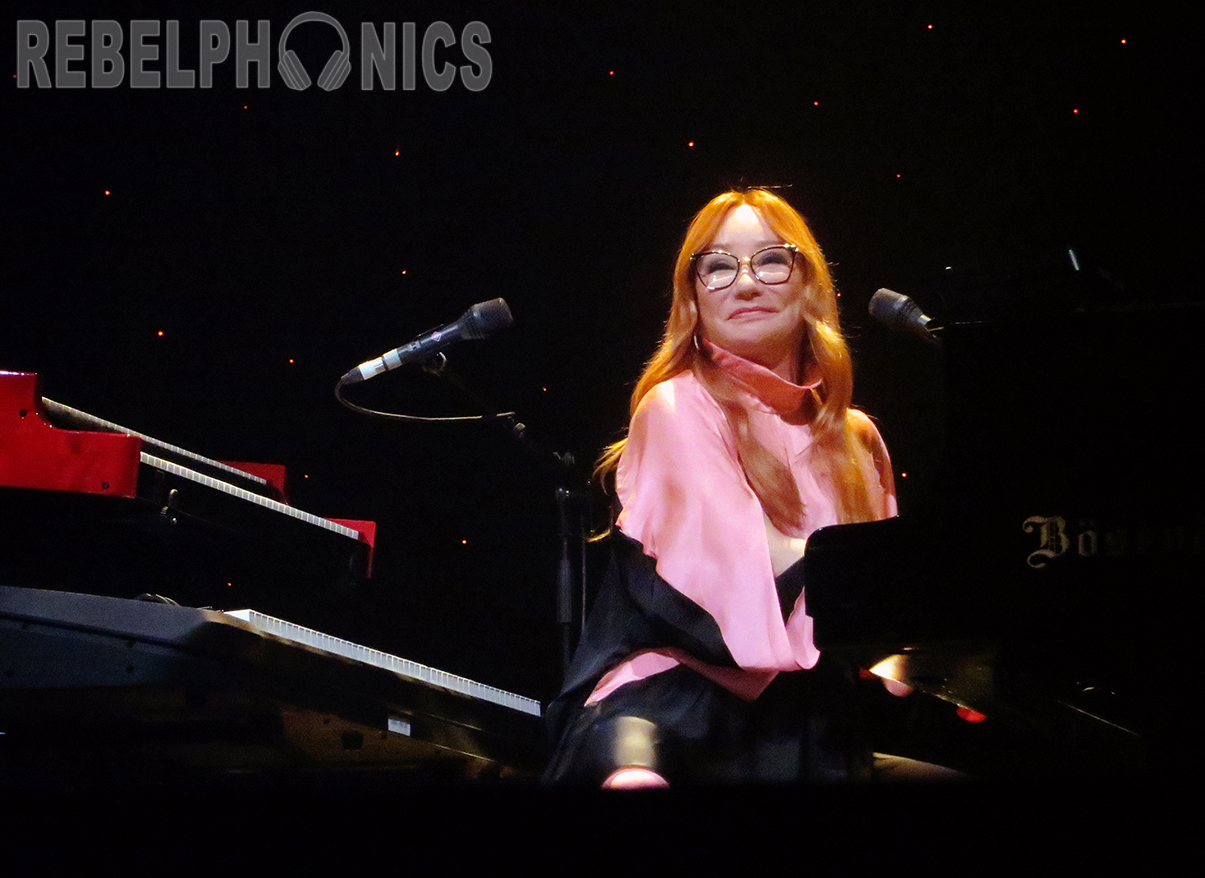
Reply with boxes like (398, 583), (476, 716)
(728, 306), (774, 318)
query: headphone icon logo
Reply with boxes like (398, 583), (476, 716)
(277, 12), (352, 91)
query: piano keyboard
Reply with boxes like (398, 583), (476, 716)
(225, 608), (542, 716)
(143, 453), (364, 542)
(38, 384), (370, 548)
(0, 585), (546, 781)
(42, 397), (271, 489)
(1, 371), (376, 621)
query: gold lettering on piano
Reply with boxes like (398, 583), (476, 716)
(1023, 515), (1069, 569)
(1023, 514), (1204, 569)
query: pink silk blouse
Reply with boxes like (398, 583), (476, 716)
(585, 344), (897, 706)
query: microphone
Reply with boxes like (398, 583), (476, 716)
(339, 298), (513, 385)
(868, 288), (940, 345)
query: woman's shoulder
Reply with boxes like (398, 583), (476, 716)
(846, 407), (875, 431)
(628, 371), (728, 448)
(846, 408), (888, 449)
(637, 370), (715, 416)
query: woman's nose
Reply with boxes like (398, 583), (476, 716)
(733, 263), (761, 294)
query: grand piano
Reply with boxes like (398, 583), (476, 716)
(0, 373), (544, 789)
(804, 261), (1201, 779)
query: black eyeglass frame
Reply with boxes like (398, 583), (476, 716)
(690, 244), (800, 291)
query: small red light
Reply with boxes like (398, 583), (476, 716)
(957, 706), (986, 723)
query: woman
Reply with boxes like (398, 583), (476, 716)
(545, 189), (897, 786)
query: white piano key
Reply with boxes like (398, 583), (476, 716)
(141, 453), (364, 541)
(225, 609), (542, 716)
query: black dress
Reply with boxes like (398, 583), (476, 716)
(543, 532), (872, 785)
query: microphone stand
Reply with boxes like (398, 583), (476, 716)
(420, 354), (592, 682)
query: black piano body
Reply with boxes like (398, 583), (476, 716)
(805, 293), (1203, 778)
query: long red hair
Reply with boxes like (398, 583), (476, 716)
(597, 189), (881, 530)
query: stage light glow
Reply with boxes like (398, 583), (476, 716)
(869, 656), (914, 696)
(869, 655), (907, 682)
(957, 706), (987, 723)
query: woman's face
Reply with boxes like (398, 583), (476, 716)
(694, 204), (809, 381)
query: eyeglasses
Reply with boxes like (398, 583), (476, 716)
(690, 244), (799, 291)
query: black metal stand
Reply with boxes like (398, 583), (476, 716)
(420, 355), (591, 681)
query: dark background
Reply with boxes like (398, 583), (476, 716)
(3, 2), (1198, 702)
